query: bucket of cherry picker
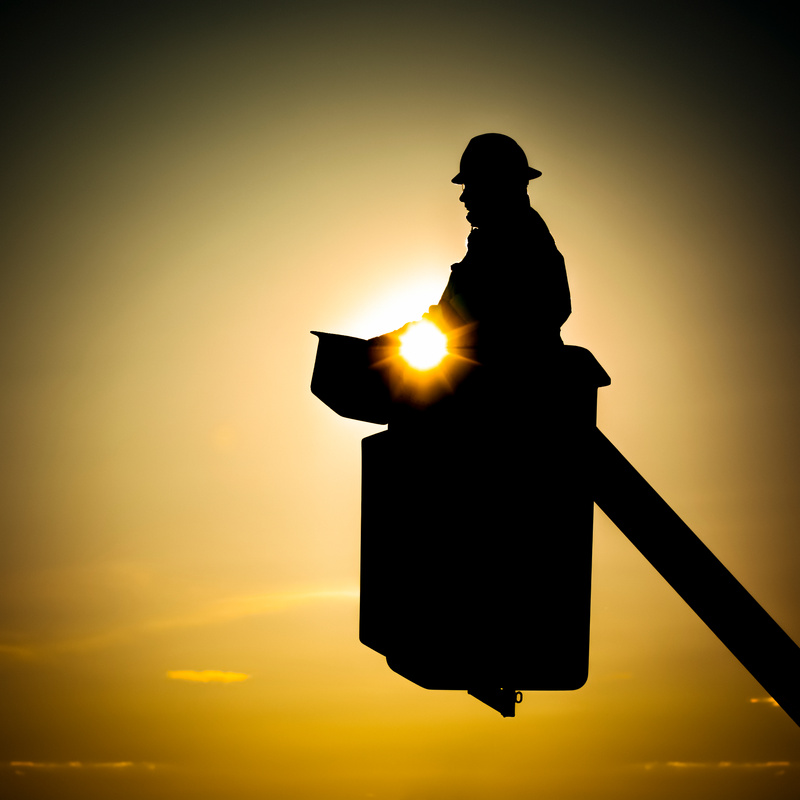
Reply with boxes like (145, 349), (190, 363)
(310, 332), (610, 709)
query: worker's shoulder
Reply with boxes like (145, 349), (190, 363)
(525, 205), (551, 229)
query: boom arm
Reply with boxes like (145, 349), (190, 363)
(591, 427), (800, 727)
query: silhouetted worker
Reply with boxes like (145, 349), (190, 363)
(373, 134), (569, 374)
(429, 133), (571, 364)
(370, 133), (571, 422)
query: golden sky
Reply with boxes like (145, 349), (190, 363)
(1, 2), (798, 798)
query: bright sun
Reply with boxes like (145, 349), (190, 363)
(399, 320), (448, 370)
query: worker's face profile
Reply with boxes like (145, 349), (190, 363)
(459, 178), (526, 221)
(459, 181), (493, 213)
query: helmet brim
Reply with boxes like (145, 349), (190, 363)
(451, 165), (542, 184)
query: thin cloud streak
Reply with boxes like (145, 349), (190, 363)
(643, 761), (792, 770)
(0, 588), (358, 660)
(8, 761), (156, 770)
(0, 644), (35, 660)
(166, 670), (251, 683)
(749, 696), (780, 707)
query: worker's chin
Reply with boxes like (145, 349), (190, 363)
(466, 209), (495, 227)
(465, 209), (483, 226)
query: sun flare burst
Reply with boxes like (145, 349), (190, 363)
(399, 320), (448, 370)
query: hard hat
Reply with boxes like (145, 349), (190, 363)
(451, 133), (542, 184)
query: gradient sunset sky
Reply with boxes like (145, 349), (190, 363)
(1, 2), (798, 799)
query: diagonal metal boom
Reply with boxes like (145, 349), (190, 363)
(591, 427), (800, 727)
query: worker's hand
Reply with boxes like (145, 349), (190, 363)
(368, 321), (412, 347)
